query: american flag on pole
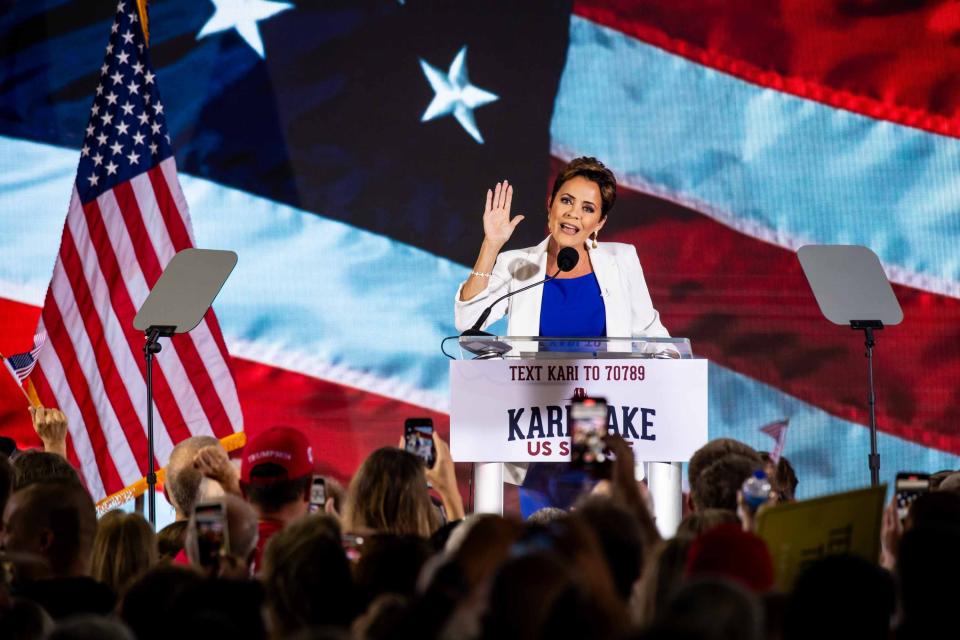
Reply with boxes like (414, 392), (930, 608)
(27, 1), (243, 504)
(3, 332), (46, 384)
(760, 419), (790, 465)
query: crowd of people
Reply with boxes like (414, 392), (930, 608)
(1, 407), (958, 639)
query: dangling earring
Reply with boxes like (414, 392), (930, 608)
(591, 233), (598, 249)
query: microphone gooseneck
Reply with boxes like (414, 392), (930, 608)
(462, 246), (582, 336)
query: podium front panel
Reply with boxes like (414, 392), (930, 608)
(450, 359), (707, 463)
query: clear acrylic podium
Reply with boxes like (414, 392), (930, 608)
(451, 336), (703, 537)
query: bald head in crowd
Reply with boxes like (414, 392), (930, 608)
(2, 481), (97, 578)
(165, 436), (221, 521)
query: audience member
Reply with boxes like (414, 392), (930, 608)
(46, 615), (135, 640)
(156, 520), (188, 562)
(575, 496), (649, 602)
(937, 471), (960, 495)
(687, 439), (761, 489)
(260, 513), (356, 635)
(759, 452), (799, 501)
(0, 597), (54, 639)
(649, 578), (763, 640)
(163, 435), (222, 521)
(633, 537), (693, 624)
(90, 510), (157, 598)
(354, 534), (433, 608)
(184, 493), (259, 579)
(896, 524), (960, 639)
(10, 450), (82, 491)
(785, 554), (894, 640)
(526, 506), (566, 524)
(3, 481), (114, 618)
(344, 448), (440, 537)
(239, 426), (315, 572)
(120, 565), (201, 640)
(685, 523), (774, 593)
(690, 454), (761, 512)
(0, 453), (12, 525)
(676, 508), (740, 540)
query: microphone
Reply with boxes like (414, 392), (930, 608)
(462, 247), (580, 337)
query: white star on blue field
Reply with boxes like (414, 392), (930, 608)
(419, 46), (499, 144)
(197, 0), (293, 59)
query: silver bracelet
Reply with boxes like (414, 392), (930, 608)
(471, 270), (492, 278)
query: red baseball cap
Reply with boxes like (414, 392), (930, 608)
(240, 426), (314, 484)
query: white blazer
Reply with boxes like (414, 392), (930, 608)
(454, 237), (669, 338)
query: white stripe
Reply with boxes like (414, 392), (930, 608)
(96, 189), (217, 448)
(49, 246), (141, 485)
(36, 319), (108, 500)
(69, 189), (175, 462)
(551, 144), (960, 299)
(131, 167), (243, 432)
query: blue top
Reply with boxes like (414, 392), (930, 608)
(538, 272), (606, 337)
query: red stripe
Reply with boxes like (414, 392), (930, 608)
(574, 0), (960, 139)
(112, 181), (233, 439)
(40, 289), (123, 493)
(59, 226), (148, 475)
(81, 196), (192, 445)
(599, 175), (960, 454)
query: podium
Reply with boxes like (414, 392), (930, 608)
(450, 336), (707, 537)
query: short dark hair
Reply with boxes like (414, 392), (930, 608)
(549, 157), (617, 218)
(691, 454), (761, 512)
(688, 439), (761, 487)
(241, 463), (310, 513)
(11, 450), (82, 491)
(13, 481), (97, 576)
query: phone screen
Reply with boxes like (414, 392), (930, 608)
(309, 475), (326, 513)
(404, 418), (435, 468)
(342, 534), (364, 563)
(895, 472), (930, 521)
(570, 397), (611, 478)
(194, 502), (228, 568)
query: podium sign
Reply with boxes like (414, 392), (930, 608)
(450, 359), (708, 463)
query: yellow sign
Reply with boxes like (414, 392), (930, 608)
(756, 485), (886, 591)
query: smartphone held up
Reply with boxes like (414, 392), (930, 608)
(192, 501), (229, 569)
(404, 418), (436, 468)
(570, 396), (612, 478)
(895, 471), (930, 521)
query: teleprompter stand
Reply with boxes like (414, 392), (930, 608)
(798, 245), (903, 487)
(133, 249), (237, 526)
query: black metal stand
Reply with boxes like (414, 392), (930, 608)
(143, 325), (175, 527)
(851, 320), (883, 487)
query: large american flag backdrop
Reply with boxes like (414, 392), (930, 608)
(1, 0), (959, 501)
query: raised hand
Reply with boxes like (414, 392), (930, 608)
(483, 180), (524, 248)
(29, 406), (68, 457)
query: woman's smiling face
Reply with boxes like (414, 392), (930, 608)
(547, 175), (606, 249)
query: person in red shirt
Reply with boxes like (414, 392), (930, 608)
(237, 426), (315, 574)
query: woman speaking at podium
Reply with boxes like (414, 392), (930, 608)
(454, 157), (669, 515)
(455, 156), (668, 341)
